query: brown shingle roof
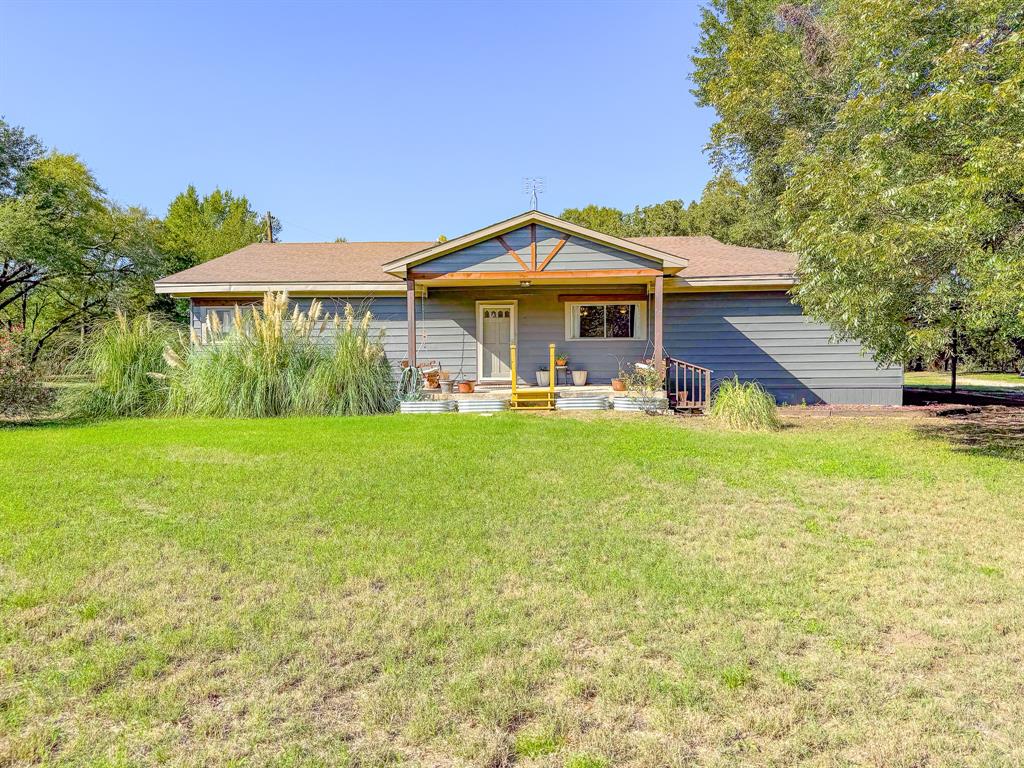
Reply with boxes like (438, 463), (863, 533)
(630, 236), (796, 278)
(155, 236), (795, 287)
(156, 241), (432, 285)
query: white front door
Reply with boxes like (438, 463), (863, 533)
(477, 302), (517, 381)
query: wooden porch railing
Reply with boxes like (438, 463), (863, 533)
(665, 356), (713, 411)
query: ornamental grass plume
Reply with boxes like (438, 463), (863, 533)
(707, 376), (781, 431)
(166, 292), (396, 417)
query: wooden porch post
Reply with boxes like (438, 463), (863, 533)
(406, 277), (416, 368)
(653, 274), (664, 372)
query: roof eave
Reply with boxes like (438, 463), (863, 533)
(667, 274), (797, 291)
(154, 281), (406, 296)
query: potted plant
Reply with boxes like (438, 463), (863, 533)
(615, 362), (668, 414)
(572, 369), (588, 386)
(555, 351), (568, 367)
(536, 368), (550, 387)
(458, 379), (476, 393)
(438, 370), (453, 393)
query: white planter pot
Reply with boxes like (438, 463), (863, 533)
(536, 371), (550, 387)
(572, 370), (588, 386)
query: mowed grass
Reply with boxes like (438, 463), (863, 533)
(905, 370), (1024, 392)
(1, 413), (1023, 767)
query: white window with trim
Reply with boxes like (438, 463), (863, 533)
(564, 301), (647, 341)
(201, 307), (237, 342)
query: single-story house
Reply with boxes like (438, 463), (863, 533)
(154, 210), (902, 406)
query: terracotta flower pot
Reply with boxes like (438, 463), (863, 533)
(611, 378), (626, 391)
(458, 381), (475, 394)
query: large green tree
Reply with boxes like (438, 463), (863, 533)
(687, 171), (782, 249)
(0, 118), (43, 198)
(692, 0), (1024, 368)
(559, 204), (632, 238)
(560, 179), (781, 248)
(0, 151), (164, 360)
(561, 200), (698, 238)
(1, 119), (283, 363)
(159, 185), (278, 275)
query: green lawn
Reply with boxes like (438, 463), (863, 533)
(905, 370), (1024, 392)
(2, 413), (1023, 767)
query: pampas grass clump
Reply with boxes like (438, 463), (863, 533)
(294, 304), (397, 416)
(707, 376), (781, 431)
(63, 312), (179, 418)
(166, 293), (397, 417)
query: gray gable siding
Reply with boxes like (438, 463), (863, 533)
(418, 225), (657, 274)
(538, 227), (655, 271)
(189, 289), (902, 405)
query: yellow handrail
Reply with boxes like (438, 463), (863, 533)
(510, 343), (517, 396)
(549, 343), (555, 395)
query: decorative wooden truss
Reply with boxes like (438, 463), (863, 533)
(409, 225), (661, 281)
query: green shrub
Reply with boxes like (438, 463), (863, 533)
(62, 313), (178, 418)
(0, 326), (53, 416)
(166, 294), (396, 418)
(707, 376), (781, 431)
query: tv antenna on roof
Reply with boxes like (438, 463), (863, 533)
(523, 177), (545, 210)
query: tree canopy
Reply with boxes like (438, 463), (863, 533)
(0, 147), (164, 360)
(692, 0), (1024, 365)
(159, 186), (278, 275)
(0, 118), (277, 364)
(560, 172), (782, 248)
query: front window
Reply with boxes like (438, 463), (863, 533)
(565, 302), (646, 341)
(202, 307), (237, 342)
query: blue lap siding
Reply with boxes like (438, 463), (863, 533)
(190, 289), (902, 405)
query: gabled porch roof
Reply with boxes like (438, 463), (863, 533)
(380, 210), (688, 279)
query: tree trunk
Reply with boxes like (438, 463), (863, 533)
(950, 326), (958, 394)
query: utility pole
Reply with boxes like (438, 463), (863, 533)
(265, 212), (274, 243)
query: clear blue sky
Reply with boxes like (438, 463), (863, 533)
(1, 0), (715, 242)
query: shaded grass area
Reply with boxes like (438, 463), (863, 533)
(905, 370), (1024, 392)
(915, 407), (1024, 460)
(1, 413), (1023, 766)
